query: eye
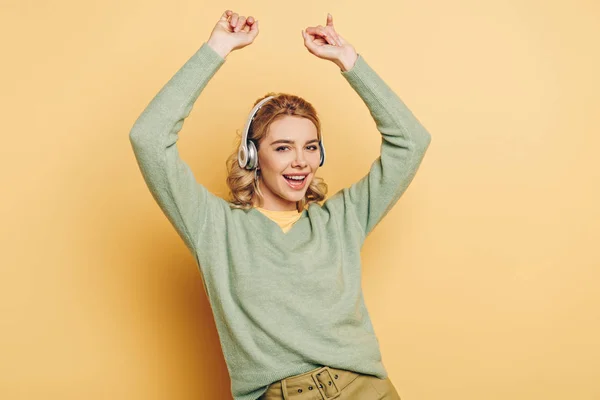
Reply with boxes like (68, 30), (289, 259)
(275, 146), (289, 152)
(307, 145), (318, 151)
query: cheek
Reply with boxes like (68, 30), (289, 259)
(262, 153), (287, 168)
(310, 155), (321, 168)
(258, 158), (279, 175)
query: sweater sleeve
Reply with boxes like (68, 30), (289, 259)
(128, 42), (226, 253)
(326, 54), (432, 238)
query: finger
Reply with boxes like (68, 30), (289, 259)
(323, 25), (342, 46)
(241, 17), (253, 33)
(231, 13), (239, 29)
(235, 16), (246, 32)
(235, 16), (247, 32)
(304, 28), (322, 45)
(324, 15), (342, 46)
(326, 13), (334, 27)
(249, 20), (259, 36)
(220, 10), (232, 21)
(305, 27), (330, 46)
(242, 16), (255, 33)
(302, 30), (315, 49)
(334, 32), (342, 46)
(330, 31), (341, 46)
(306, 26), (332, 41)
(316, 26), (336, 45)
(323, 26), (341, 46)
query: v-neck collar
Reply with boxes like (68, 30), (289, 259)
(247, 207), (310, 238)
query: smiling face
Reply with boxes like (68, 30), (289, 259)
(255, 115), (321, 211)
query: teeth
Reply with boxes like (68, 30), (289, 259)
(284, 175), (305, 181)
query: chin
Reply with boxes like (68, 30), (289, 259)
(282, 190), (307, 200)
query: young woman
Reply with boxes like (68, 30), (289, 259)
(129, 9), (431, 400)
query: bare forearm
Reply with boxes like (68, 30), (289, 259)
(335, 49), (359, 72)
(206, 39), (232, 59)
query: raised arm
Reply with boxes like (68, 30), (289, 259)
(129, 10), (260, 253)
(335, 54), (432, 238)
(302, 14), (432, 238)
(128, 43), (225, 253)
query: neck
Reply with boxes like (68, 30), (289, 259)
(253, 199), (302, 212)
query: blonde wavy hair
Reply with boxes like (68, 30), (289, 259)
(225, 92), (328, 213)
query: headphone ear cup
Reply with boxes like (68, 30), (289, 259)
(319, 141), (326, 167)
(237, 144), (248, 169)
(247, 140), (258, 170)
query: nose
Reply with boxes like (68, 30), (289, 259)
(292, 149), (308, 167)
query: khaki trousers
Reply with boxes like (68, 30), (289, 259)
(258, 366), (401, 400)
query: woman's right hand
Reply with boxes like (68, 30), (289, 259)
(207, 10), (259, 58)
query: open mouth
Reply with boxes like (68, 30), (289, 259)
(283, 174), (308, 189)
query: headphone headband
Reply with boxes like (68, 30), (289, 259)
(238, 96), (274, 170)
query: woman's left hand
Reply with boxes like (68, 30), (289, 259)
(302, 13), (358, 71)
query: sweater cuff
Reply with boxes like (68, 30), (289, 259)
(194, 42), (227, 66)
(340, 53), (364, 77)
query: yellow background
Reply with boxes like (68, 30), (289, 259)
(1, 0), (599, 399)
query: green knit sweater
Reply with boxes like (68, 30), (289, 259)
(129, 42), (431, 400)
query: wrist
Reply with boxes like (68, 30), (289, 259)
(206, 39), (231, 59)
(335, 50), (358, 72)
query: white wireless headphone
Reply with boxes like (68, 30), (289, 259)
(237, 95), (326, 170)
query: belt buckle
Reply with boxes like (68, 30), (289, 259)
(310, 366), (341, 400)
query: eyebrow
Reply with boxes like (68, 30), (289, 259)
(270, 139), (319, 145)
